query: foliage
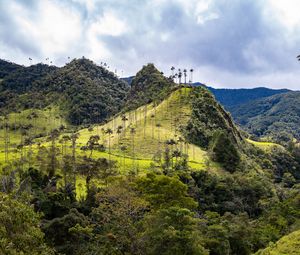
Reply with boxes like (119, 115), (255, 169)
(255, 230), (300, 255)
(135, 173), (197, 210)
(184, 87), (243, 148)
(126, 63), (175, 110)
(230, 91), (300, 143)
(211, 131), (241, 172)
(0, 58), (129, 125)
(0, 193), (54, 255)
(140, 206), (208, 255)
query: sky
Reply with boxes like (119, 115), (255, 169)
(0, 0), (300, 89)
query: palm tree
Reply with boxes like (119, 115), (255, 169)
(183, 69), (187, 84)
(105, 128), (113, 161)
(143, 105), (147, 138)
(116, 125), (123, 144)
(190, 68), (194, 84)
(171, 66), (175, 77)
(150, 114), (155, 139)
(121, 115), (128, 135)
(87, 135), (100, 158)
(178, 69), (182, 84)
(174, 73), (178, 84)
(71, 133), (79, 186)
(130, 127), (136, 171)
(120, 145), (127, 172)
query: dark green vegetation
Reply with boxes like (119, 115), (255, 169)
(0, 59), (300, 255)
(125, 63), (175, 110)
(205, 86), (290, 111)
(0, 59), (23, 78)
(230, 91), (300, 144)
(0, 58), (129, 125)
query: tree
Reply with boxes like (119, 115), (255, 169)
(211, 131), (240, 173)
(130, 127), (136, 172)
(116, 125), (123, 144)
(140, 206), (208, 255)
(190, 68), (194, 84)
(105, 128), (113, 161)
(43, 208), (91, 255)
(91, 179), (148, 254)
(171, 66), (175, 77)
(47, 129), (60, 178)
(121, 115), (128, 135)
(183, 69), (187, 84)
(120, 145), (127, 172)
(87, 135), (100, 158)
(0, 193), (54, 255)
(71, 132), (79, 186)
(178, 69), (182, 84)
(135, 173), (197, 210)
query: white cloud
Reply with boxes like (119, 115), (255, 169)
(267, 0), (300, 29)
(1, 0), (300, 89)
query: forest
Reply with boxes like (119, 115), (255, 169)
(0, 59), (300, 255)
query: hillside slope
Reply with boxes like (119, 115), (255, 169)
(231, 91), (300, 142)
(125, 63), (175, 110)
(0, 58), (129, 125)
(0, 59), (23, 79)
(208, 87), (290, 111)
(255, 230), (300, 255)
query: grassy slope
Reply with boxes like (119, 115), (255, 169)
(0, 107), (67, 164)
(77, 88), (220, 173)
(246, 139), (284, 151)
(255, 230), (300, 255)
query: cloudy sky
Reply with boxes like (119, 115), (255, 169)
(0, 0), (300, 89)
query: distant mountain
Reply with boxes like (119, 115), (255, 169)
(121, 76), (134, 85)
(125, 63), (175, 110)
(192, 82), (291, 111)
(208, 87), (290, 111)
(231, 91), (300, 142)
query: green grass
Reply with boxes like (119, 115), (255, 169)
(246, 139), (284, 151)
(76, 88), (215, 171)
(255, 230), (300, 255)
(0, 88), (223, 196)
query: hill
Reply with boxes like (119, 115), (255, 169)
(255, 230), (300, 255)
(192, 82), (290, 110)
(0, 58), (129, 125)
(125, 64), (175, 110)
(231, 91), (300, 143)
(0, 59), (23, 79)
(207, 87), (290, 111)
(1, 66), (300, 255)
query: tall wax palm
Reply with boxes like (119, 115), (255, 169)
(105, 128), (113, 162)
(130, 127), (136, 171)
(116, 125), (123, 144)
(171, 66), (175, 78)
(190, 68), (194, 84)
(183, 69), (187, 84)
(120, 145), (127, 172)
(178, 69), (182, 84)
(121, 115), (128, 135)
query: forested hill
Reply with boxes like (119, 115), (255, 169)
(0, 58), (129, 124)
(206, 86), (290, 111)
(125, 63), (175, 110)
(124, 78), (290, 110)
(230, 91), (300, 143)
(0, 59), (23, 78)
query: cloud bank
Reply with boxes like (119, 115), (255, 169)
(0, 0), (300, 89)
